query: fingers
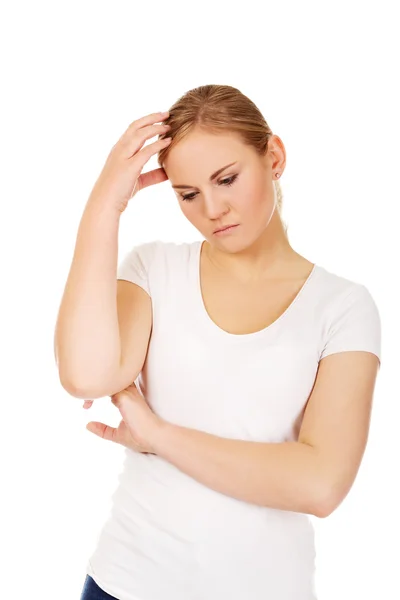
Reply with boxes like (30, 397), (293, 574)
(86, 421), (118, 442)
(138, 167), (169, 191)
(86, 418), (146, 453)
(120, 110), (170, 150)
(121, 124), (171, 159)
(86, 420), (140, 452)
(137, 135), (171, 161)
(127, 111), (169, 132)
(117, 110), (171, 160)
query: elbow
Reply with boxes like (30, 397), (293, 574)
(312, 501), (333, 519)
(58, 379), (90, 400)
(57, 372), (105, 400)
(312, 484), (341, 519)
(57, 367), (128, 400)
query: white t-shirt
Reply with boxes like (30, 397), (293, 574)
(86, 239), (381, 600)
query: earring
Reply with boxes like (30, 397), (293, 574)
(275, 173), (281, 179)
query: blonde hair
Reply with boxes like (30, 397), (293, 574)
(157, 84), (288, 239)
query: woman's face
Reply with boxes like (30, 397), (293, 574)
(163, 128), (284, 249)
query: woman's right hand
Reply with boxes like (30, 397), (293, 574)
(88, 111), (172, 214)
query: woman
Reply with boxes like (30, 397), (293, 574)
(54, 85), (381, 600)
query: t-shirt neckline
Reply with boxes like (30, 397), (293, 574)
(192, 239), (319, 341)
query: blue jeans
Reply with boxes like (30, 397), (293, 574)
(80, 574), (120, 600)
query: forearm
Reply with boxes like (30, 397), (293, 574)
(54, 196), (122, 395)
(152, 422), (325, 516)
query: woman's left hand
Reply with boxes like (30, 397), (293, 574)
(85, 382), (164, 454)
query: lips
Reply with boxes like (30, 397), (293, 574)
(213, 224), (239, 233)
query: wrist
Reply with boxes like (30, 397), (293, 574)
(148, 416), (171, 455)
(86, 191), (125, 217)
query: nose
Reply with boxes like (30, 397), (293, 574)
(202, 192), (230, 220)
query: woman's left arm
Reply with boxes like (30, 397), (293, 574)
(152, 422), (322, 515)
(151, 351), (380, 518)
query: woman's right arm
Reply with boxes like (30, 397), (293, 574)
(54, 196), (122, 397)
(54, 111), (172, 398)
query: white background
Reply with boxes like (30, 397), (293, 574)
(1, 1), (398, 599)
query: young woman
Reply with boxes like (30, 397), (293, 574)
(55, 85), (381, 600)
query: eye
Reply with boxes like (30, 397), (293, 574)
(181, 174), (239, 202)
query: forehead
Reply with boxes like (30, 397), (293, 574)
(164, 129), (250, 181)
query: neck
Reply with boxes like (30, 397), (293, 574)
(204, 215), (298, 284)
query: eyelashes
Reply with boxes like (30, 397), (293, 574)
(181, 174), (239, 202)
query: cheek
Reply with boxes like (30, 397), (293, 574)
(236, 180), (266, 216)
(178, 201), (189, 216)
(178, 200), (198, 224)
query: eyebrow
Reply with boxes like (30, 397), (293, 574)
(171, 162), (238, 190)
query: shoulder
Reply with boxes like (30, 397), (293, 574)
(148, 239), (201, 264)
(119, 238), (196, 260)
(313, 265), (378, 311)
(119, 239), (201, 276)
(315, 265), (381, 363)
(312, 265), (381, 344)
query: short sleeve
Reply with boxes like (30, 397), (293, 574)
(319, 283), (381, 367)
(117, 242), (155, 296)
